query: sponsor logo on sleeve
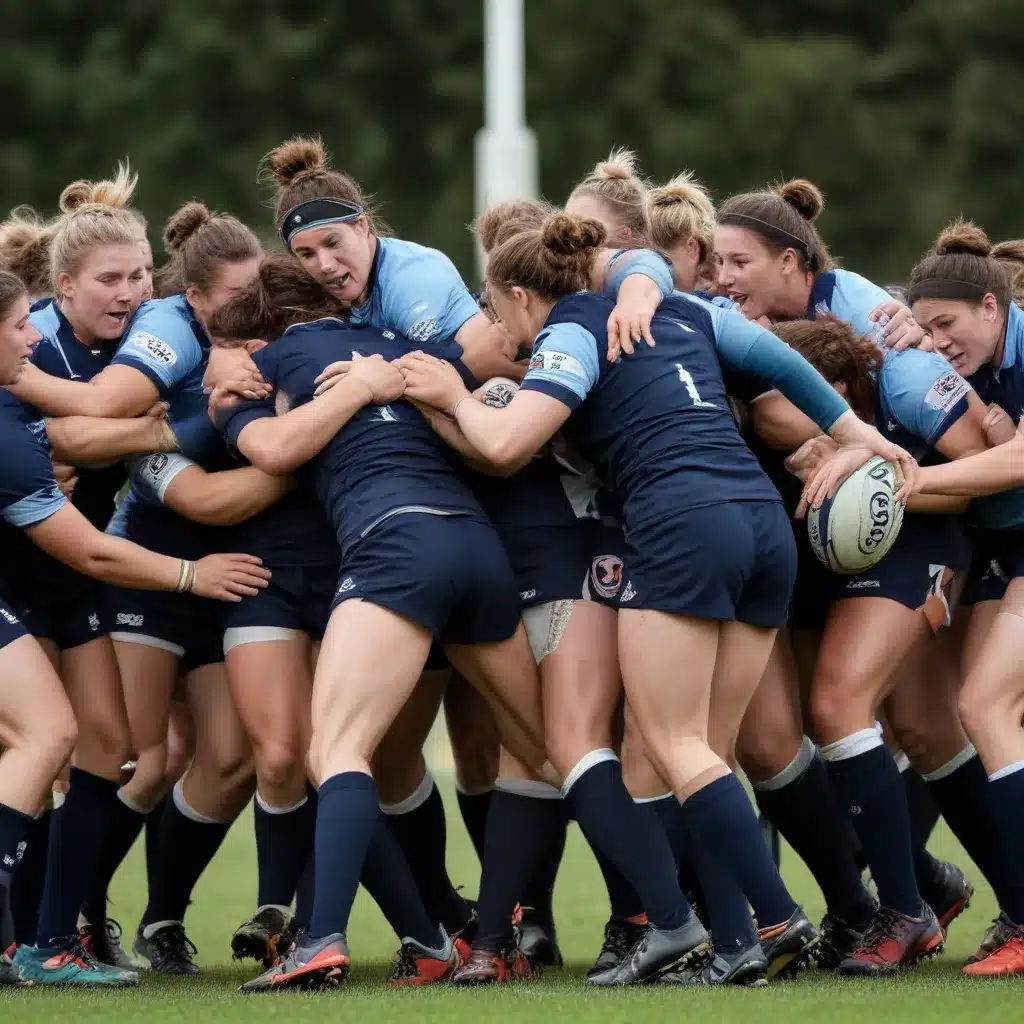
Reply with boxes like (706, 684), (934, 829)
(924, 371), (969, 411)
(528, 350), (586, 379)
(126, 332), (177, 366)
(407, 318), (440, 343)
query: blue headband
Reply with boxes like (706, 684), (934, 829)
(281, 198), (363, 247)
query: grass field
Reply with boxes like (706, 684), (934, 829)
(0, 778), (1014, 1022)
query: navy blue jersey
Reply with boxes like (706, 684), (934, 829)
(967, 302), (1024, 529)
(519, 293), (781, 531)
(219, 320), (488, 557)
(232, 484), (340, 570)
(28, 299), (125, 529)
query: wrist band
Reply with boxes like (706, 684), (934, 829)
(175, 560), (196, 593)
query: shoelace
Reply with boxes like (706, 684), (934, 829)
(601, 921), (638, 962)
(853, 909), (903, 955)
(150, 926), (198, 968)
(56, 934), (103, 970)
(391, 943), (433, 980)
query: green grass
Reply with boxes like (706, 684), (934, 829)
(1, 779), (1013, 1022)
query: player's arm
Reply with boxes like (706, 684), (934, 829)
(8, 362), (159, 418)
(45, 408), (178, 464)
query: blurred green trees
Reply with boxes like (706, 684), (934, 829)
(2, 0), (1021, 285)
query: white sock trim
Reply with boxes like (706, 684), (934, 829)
(255, 790), (309, 815)
(494, 778), (563, 799)
(820, 728), (884, 763)
(380, 771), (435, 816)
(989, 760), (1024, 782)
(117, 788), (151, 815)
(142, 919), (182, 939)
(454, 781), (493, 797)
(892, 750), (912, 774)
(922, 745), (977, 783)
(752, 735), (816, 792)
(561, 748), (619, 798)
(633, 792), (674, 804)
(172, 778), (226, 825)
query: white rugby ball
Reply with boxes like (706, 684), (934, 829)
(479, 376), (520, 408)
(807, 456), (904, 574)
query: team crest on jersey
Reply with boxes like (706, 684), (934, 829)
(590, 554), (623, 599)
(407, 318), (440, 343)
(924, 371), (969, 411)
(528, 350), (585, 379)
(127, 332), (177, 366)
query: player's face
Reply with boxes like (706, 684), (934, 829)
(134, 235), (154, 304)
(487, 285), (536, 347)
(715, 225), (792, 320)
(290, 219), (374, 304)
(0, 294), (40, 385)
(913, 295), (1001, 376)
(663, 235), (702, 292)
(59, 243), (147, 342)
(188, 256), (262, 334)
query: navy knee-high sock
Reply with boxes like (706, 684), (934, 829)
(823, 732), (923, 918)
(81, 791), (147, 927)
(985, 761), (1024, 924)
(682, 773), (796, 930)
(0, 803), (33, 898)
(383, 773), (471, 933)
(144, 796), (167, 896)
(36, 768), (119, 948)
(293, 853), (315, 933)
(754, 738), (875, 930)
(254, 784), (317, 909)
(644, 794), (708, 925)
(519, 809), (566, 922)
(140, 784), (233, 928)
(900, 760), (946, 896)
(310, 772), (439, 949)
(456, 788), (491, 865)
(474, 784), (565, 951)
(11, 810), (49, 946)
(566, 755), (690, 931)
(924, 748), (1009, 904)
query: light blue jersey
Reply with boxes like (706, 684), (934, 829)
(807, 268), (892, 341)
(347, 237), (481, 344)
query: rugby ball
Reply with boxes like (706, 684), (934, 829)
(807, 456), (904, 574)
(480, 376), (520, 408)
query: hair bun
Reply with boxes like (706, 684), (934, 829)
(163, 202), (212, 254)
(648, 171), (710, 208)
(776, 178), (824, 222)
(936, 219), (994, 258)
(594, 148), (639, 181)
(267, 137), (329, 188)
(541, 213), (607, 261)
(58, 161), (137, 214)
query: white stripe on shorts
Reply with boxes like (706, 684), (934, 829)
(109, 632), (184, 657)
(223, 626), (304, 654)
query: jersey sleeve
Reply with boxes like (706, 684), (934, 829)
(381, 248), (481, 345)
(112, 304), (203, 392)
(880, 350), (972, 445)
(128, 452), (199, 504)
(602, 249), (674, 301)
(0, 421), (67, 528)
(697, 297), (850, 430)
(825, 269), (894, 340)
(519, 322), (601, 411)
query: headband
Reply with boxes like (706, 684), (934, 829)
(719, 212), (818, 271)
(281, 198), (363, 247)
(907, 278), (989, 304)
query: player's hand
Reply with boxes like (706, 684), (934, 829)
(784, 435), (839, 483)
(53, 460), (78, 497)
(827, 413), (918, 504)
(795, 444), (876, 519)
(983, 402), (1017, 446)
(607, 293), (656, 361)
(871, 300), (930, 352)
(395, 351), (469, 414)
(332, 352), (406, 404)
(191, 554), (271, 602)
(204, 343), (265, 390)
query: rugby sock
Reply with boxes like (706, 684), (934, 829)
(641, 792), (708, 924)
(36, 768), (118, 947)
(0, 803), (33, 894)
(254, 784), (317, 910)
(681, 773), (796, 931)
(565, 753), (689, 931)
(10, 810), (49, 945)
(823, 730), (923, 917)
(754, 737), (875, 929)
(140, 781), (232, 927)
(591, 844), (646, 921)
(474, 782), (565, 951)
(455, 787), (492, 864)
(518, 805), (566, 924)
(144, 796), (168, 896)
(924, 748), (1006, 900)
(898, 756), (946, 895)
(360, 813), (442, 948)
(684, 819), (758, 953)
(986, 761), (1024, 923)
(382, 772), (471, 934)
(292, 852), (314, 933)
(81, 789), (148, 928)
